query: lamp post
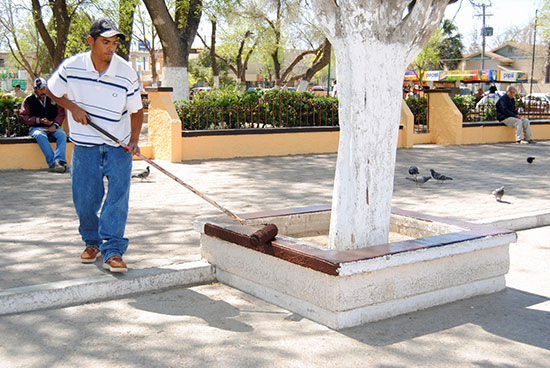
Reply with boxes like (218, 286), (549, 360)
(529, 9), (538, 100)
(327, 56), (331, 96)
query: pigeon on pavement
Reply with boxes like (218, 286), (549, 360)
(492, 186), (505, 201)
(430, 168), (453, 182)
(527, 156), (535, 165)
(132, 166), (150, 181)
(408, 165), (419, 177)
(406, 175), (431, 187)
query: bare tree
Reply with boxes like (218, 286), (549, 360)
(0, 0), (47, 79)
(143, 0), (202, 101)
(293, 38), (330, 90)
(31, 0), (85, 68)
(198, 29), (257, 84)
(309, 0), (456, 250)
(133, 4), (160, 85)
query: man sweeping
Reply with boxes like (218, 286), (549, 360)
(44, 19), (143, 272)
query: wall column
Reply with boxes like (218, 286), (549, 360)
(427, 89), (463, 145)
(145, 87), (182, 162)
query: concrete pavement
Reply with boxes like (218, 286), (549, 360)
(1, 141), (549, 290)
(0, 141), (549, 366)
(0, 225), (548, 367)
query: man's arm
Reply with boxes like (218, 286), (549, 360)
(53, 104), (66, 126)
(44, 87), (89, 125)
(126, 108), (144, 155)
(19, 98), (40, 127)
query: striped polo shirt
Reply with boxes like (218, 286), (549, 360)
(48, 51), (142, 146)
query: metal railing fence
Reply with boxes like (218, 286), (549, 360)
(179, 92), (339, 130)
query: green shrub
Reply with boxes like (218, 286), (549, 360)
(405, 96), (427, 126)
(175, 86), (339, 130)
(0, 96), (26, 137)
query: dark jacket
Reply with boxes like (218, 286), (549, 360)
(496, 94), (517, 122)
(19, 93), (65, 128)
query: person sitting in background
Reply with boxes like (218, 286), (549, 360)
(474, 88), (484, 104)
(10, 84), (28, 99)
(19, 77), (68, 172)
(496, 85), (535, 144)
(476, 86), (499, 109)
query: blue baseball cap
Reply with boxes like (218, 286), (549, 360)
(34, 77), (47, 89)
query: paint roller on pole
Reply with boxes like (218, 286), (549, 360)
(85, 118), (278, 246)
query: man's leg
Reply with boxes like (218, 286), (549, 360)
(71, 145), (104, 254)
(501, 117), (522, 142)
(51, 128), (67, 164)
(521, 117), (532, 141)
(29, 127), (55, 166)
(99, 145), (132, 267)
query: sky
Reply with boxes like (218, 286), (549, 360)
(444, 0), (544, 50)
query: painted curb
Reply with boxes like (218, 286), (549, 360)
(0, 261), (215, 316)
(480, 210), (550, 231)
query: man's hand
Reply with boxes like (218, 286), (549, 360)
(71, 105), (90, 125)
(125, 140), (140, 155)
(44, 86), (88, 125)
(46, 125), (57, 133)
(39, 117), (53, 126)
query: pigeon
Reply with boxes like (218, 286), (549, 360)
(492, 186), (504, 201)
(408, 165), (419, 177)
(132, 166), (150, 180)
(406, 175), (431, 187)
(430, 168), (453, 182)
(527, 156), (535, 165)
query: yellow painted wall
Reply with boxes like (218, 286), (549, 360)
(181, 131), (340, 160)
(413, 133), (433, 145)
(0, 142), (152, 170)
(146, 89), (182, 162)
(1, 142), (74, 170)
(400, 100), (414, 148)
(462, 123), (550, 145)
(428, 92), (463, 145)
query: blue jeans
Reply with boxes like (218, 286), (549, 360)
(30, 127), (67, 167)
(71, 144), (133, 261)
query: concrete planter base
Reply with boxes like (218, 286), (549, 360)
(195, 205), (516, 330)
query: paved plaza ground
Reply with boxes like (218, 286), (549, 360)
(0, 141), (549, 366)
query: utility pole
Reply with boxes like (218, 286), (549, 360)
(481, 4), (486, 69)
(474, 1), (493, 70)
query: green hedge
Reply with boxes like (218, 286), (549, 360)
(175, 86), (339, 130)
(405, 96), (427, 126)
(0, 96), (26, 137)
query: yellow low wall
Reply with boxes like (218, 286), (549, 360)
(462, 123), (550, 144)
(5, 88), (549, 170)
(0, 141), (153, 170)
(1, 142), (74, 170)
(181, 131), (338, 160)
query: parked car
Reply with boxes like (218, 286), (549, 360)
(520, 93), (550, 113)
(310, 85), (328, 96)
(522, 93), (550, 106)
(189, 86), (212, 99)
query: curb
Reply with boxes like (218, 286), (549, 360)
(0, 261), (215, 316)
(1, 211), (548, 317)
(479, 210), (550, 231)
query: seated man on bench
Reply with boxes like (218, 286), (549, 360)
(496, 85), (535, 144)
(20, 77), (68, 172)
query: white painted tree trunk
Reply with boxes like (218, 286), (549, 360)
(213, 75), (220, 89)
(297, 79), (309, 92)
(308, 0), (448, 250)
(328, 39), (407, 249)
(162, 66), (189, 101)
